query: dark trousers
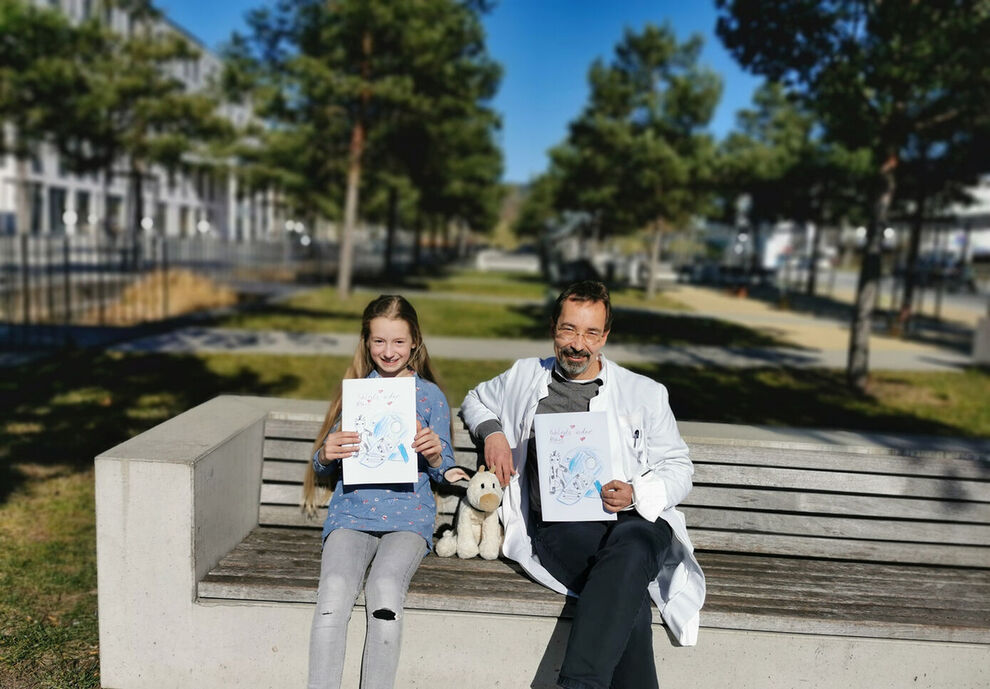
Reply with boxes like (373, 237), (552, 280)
(532, 511), (674, 689)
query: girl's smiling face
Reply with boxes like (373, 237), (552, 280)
(367, 317), (414, 377)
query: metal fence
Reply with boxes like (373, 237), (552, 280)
(0, 234), (370, 350)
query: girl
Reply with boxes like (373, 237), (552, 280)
(303, 294), (460, 689)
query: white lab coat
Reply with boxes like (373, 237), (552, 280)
(460, 354), (705, 646)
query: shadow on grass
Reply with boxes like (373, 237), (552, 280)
(0, 349), (301, 505)
(633, 363), (980, 438)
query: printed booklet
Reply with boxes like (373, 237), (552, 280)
(341, 377), (417, 485)
(533, 411), (616, 521)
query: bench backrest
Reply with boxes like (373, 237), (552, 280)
(260, 410), (990, 568)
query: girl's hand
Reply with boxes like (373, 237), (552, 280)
(412, 420), (443, 467)
(320, 431), (361, 465)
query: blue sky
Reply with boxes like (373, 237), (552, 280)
(157, 0), (762, 184)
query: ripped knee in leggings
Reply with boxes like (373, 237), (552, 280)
(372, 608), (397, 621)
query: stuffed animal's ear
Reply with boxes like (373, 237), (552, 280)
(444, 467), (473, 484)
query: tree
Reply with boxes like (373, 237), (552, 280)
(719, 82), (870, 292)
(63, 1), (233, 239)
(892, 126), (988, 332)
(227, 0), (502, 296)
(514, 172), (561, 240)
(0, 0), (88, 233)
(551, 23), (722, 297)
(717, 0), (990, 391)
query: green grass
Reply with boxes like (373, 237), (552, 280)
(0, 466), (99, 689)
(3, 348), (988, 688)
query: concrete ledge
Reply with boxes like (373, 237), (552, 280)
(103, 599), (990, 689)
(96, 396), (302, 688)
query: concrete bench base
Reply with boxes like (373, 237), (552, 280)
(101, 597), (989, 689)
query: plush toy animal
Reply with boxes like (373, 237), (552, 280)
(435, 465), (504, 560)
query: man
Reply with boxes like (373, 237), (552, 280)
(460, 281), (704, 689)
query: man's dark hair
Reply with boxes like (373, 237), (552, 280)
(551, 281), (613, 331)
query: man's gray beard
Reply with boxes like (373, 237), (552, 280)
(557, 350), (591, 377)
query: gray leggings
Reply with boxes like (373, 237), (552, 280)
(307, 528), (426, 689)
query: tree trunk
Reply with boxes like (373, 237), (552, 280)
(128, 162), (145, 270)
(102, 168), (113, 237)
(129, 162), (144, 241)
(805, 220), (822, 296)
(646, 222), (663, 299)
(336, 30), (372, 298)
(15, 157), (32, 235)
(383, 185), (398, 277)
(337, 120), (363, 298)
(847, 159), (896, 392)
(412, 215), (422, 268)
(441, 219), (451, 258)
(897, 192), (925, 334)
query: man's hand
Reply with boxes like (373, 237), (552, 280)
(484, 432), (515, 487)
(600, 480), (634, 512)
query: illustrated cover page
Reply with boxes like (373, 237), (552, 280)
(341, 377), (417, 485)
(533, 411), (616, 521)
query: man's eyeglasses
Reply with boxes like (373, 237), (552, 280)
(554, 325), (604, 346)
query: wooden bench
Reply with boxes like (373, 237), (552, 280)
(96, 395), (990, 689)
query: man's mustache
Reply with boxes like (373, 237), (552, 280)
(560, 346), (591, 358)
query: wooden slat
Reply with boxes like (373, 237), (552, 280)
(264, 438), (313, 461)
(263, 459), (307, 483)
(692, 464), (990, 502)
(682, 506), (990, 546)
(689, 528), (990, 567)
(690, 444), (990, 479)
(684, 485), (990, 521)
(259, 504), (323, 528)
(264, 417), (323, 440)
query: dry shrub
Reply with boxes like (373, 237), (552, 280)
(79, 269), (237, 326)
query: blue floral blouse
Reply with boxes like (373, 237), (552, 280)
(313, 370), (455, 552)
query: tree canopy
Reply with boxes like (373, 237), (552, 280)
(224, 0), (503, 294)
(716, 0), (990, 390)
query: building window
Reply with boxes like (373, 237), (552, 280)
(31, 184), (44, 234)
(49, 187), (67, 234)
(107, 195), (123, 234)
(156, 201), (166, 235)
(77, 191), (91, 233)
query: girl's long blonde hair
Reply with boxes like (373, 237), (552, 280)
(302, 294), (444, 517)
